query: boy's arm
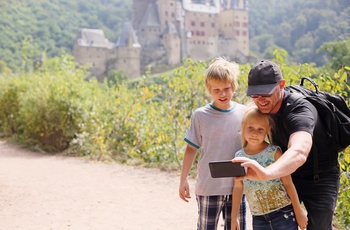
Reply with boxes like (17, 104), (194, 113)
(275, 149), (308, 229)
(179, 144), (197, 202)
(231, 179), (243, 230)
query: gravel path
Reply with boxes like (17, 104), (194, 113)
(0, 140), (251, 230)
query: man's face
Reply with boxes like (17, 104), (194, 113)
(251, 80), (285, 114)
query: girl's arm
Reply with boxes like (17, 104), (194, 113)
(275, 148), (308, 229)
(231, 179), (244, 230)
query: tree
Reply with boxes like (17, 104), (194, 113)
(317, 38), (350, 70)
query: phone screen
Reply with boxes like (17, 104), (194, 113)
(209, 161), (246, 178)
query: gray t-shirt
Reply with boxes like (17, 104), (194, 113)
(184, 102), (246, 196)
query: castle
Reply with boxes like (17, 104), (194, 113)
(73, 0), (249, 81)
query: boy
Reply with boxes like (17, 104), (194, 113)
(179, 57), (247, 230)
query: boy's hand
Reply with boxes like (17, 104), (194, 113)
(179, 179), (191, 202)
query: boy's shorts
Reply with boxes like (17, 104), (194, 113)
(196, 194), (246, 230)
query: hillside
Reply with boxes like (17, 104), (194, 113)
(0, 0), (349, 72)
(248, 0), (350, 65)
(0, 0), (131, 71)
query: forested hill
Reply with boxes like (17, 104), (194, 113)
(0, 0), (349, 72)
(0, 0), (131, 71)
(248, 0), (350, 65)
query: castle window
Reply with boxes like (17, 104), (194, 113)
(191, 21), (195, 26)
(236, 31), (240, 36)
(201, 31), (205, 36)
(242, 31), (247, 36)
(234, 21), (240, 27)
(171, 12), (175, 17)
(200, 22), (205, 27)
(211, 22), (215, 28)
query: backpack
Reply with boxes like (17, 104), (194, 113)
(286, 76), (350, 152)
(285, 76), (350, 180)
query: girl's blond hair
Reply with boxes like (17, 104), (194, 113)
(204, 57), (239, 93)
(241, 105), (274, 148)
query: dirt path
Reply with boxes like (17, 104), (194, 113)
(0, 140), (251, 230)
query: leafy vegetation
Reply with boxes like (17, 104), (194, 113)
(0, 49), (349, 228)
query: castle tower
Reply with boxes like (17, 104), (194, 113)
(114, 22), (141, 79)
(137, 2), (162, 48)
(161, 22), (181, 66)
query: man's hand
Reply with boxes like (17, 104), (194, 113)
(232, 157), (270, 181)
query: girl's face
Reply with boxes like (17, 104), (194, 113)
(244, 117), (268, 146)
(208, 80), (234, 110)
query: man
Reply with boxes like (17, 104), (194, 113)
(233, 60), (340, 230)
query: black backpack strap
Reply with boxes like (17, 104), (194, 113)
(311, 144), (319, 182)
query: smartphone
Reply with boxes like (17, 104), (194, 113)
(209, 160), (246, 178)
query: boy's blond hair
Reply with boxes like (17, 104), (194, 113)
(204, 57), (239, 93)
(241, 105), (274, 148)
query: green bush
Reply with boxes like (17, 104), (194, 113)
(0, 84), (22, 136)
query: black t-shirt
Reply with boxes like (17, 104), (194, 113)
(271, 90), (338, 176)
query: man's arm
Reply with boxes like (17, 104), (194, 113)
(266, 131), (312, 179)
(233, 131), (312, 181)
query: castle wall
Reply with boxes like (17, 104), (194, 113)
(115, 46), (141, 79)
(73, 44), (108, 80)
(161, 33), (181, 66)
(156, 0), (178, 31)
(138, 25), (162, 48)
(183, 11), (219, 61)
(219, 9), (249, 56)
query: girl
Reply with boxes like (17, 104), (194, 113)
(231, 106), (308, 230)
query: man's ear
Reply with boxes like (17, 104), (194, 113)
(279, 79), (286, 88)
